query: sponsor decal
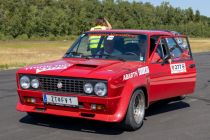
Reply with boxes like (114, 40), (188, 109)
(107, 35), (114, 40)
(89, 33), (136, 37)
(123, 66), (149, 81)
(170, 63), (186, 74)
(25, 64), (71, 73)
(138, 66), (150, 76)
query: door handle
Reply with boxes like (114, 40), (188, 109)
(189, 64), (196, 68)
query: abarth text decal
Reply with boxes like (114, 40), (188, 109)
(123, 66), (149, 80)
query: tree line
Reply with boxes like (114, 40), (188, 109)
(0, 0), (210, 39)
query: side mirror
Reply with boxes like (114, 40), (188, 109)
(161, 54), (171, 65)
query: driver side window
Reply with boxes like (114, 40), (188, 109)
(150, 38), (167, 63)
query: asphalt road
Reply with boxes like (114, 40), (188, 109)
(0, 52), (210, 140)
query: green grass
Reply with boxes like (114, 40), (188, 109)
(0, 40), (73, 70)
(189, 38), (210, 52)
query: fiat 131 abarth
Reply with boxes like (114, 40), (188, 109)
(16, 30), (196, 130)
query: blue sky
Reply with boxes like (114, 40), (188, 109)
(131, 0), (210, 17)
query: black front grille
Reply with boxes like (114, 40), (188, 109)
(39, 76), (85, 94)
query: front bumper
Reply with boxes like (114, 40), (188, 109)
(16, 89), (125, 122)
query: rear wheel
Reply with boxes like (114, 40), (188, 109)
(121, 89), (145, 131)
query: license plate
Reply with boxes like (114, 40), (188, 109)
(43, 94), (78, 107)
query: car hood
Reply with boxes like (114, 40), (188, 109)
(17, 58), (145, 80)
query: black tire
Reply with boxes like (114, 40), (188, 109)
(121, 89), (146, 131)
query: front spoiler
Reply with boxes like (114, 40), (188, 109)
(16, 101), (124, 123)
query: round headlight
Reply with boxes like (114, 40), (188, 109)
(83, 83), (93, 94)
(20, 76), (30, 89)
(94, 82), (107, 96)
(31, 79), (39, 89)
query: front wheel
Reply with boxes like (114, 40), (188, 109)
(121, 89), (146, 131)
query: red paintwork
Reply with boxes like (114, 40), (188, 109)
(16, 30), (196, 122)
(151, 52), (163, 63)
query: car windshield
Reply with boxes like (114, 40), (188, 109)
(64, 33), (148, 61)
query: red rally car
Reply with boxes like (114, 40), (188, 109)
(16, 30), (196, 130)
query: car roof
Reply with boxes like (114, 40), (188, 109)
(86, 29), (176, 36)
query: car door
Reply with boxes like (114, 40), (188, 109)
(149, 36), (196, 102)
(165, 36), (196, 97)
(148, 36), (174, 101)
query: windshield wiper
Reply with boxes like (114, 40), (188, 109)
(65, 51), (84, 57)
(83, 54), (126, 62)
(107, 55), (126, 62)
